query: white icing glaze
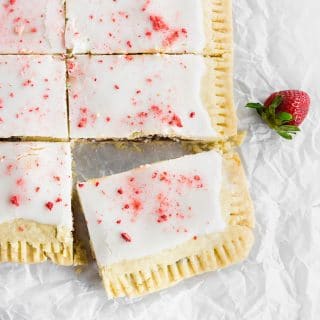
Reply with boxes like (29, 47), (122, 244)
(0, 55), (68, 139)
(66, 0), (205, 53)
(68, 55), (216, 140)
(0, 0), (65, 53)
(78, 150), (225, 266)
(0, 142), (72, 229)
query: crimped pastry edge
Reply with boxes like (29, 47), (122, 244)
(0, 219), (73, 266)
(100, 226), (253, 298)
(87, 152), (254, 298)
(204, 0), (233, 56)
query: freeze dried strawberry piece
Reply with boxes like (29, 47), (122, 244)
(120, 232), (132, 242)
(10, 195), (20, 206)
(45, 201), (54, 211)
(168, 114), (183, 128)
(149, 15), (169, 31)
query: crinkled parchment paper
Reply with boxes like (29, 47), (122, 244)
(1, 0), (320, 319)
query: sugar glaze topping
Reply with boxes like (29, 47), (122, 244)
(78, 150), (225, 266)
(0, 0), (65, 53)
(66, 0), (205, 53)
(0, 142), (72, 229)
(0, 55), (67, 138)
(68, 55), (216, 139)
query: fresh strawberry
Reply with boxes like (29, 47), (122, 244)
(245, 90), (310, 140)
(264, 90), (310, 126)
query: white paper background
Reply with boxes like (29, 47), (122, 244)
(1, 0), (320, 319)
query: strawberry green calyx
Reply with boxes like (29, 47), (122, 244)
(246, 95), (300, 140)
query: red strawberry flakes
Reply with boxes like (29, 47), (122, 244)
(10, 195), (20, 206)
(149, 15), (169, 31)
(121, 232), (132, 242)
(45, 201), (54, 211)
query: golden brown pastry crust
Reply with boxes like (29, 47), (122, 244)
(0, 219), (73, 266)
(97, 152), (254, 298)
(204, 54), (237, 140)
(204, 0), (233, 56)
(100, 226), (253, 298)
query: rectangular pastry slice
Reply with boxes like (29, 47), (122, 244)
(0, 55), (68, 140)
(66, 0), (232, 55)
(0, 0), (65, 54)
(77, 150), (254, 298)
(68, 54), (235, 141)
(0, 142), (73, 265)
